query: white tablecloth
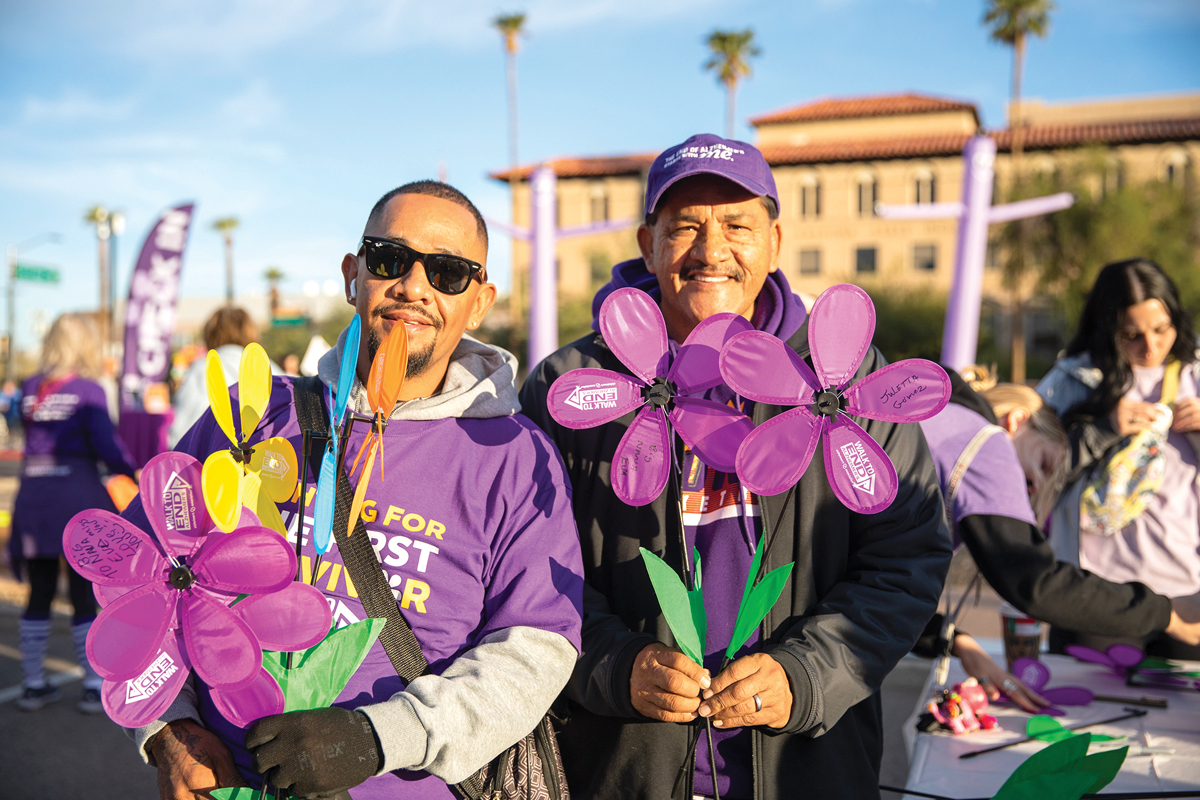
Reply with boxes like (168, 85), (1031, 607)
(902, 646), (1200, 797)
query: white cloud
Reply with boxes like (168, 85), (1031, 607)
(21, 88), (137, 124)
(219, 80), (284, 129)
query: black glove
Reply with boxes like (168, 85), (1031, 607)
(245, 707), (381, 799)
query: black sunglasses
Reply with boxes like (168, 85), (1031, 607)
(358, 236), (485, 296)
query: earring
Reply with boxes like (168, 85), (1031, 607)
(349, 282), (357, 301)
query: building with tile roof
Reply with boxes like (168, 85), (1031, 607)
(490, 90), (1199, 350)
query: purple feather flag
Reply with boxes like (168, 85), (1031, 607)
(548, 288), (754, 506)
(721, 284), (950, 513)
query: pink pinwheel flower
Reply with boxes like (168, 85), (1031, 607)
(64, 452), (331, 728)
(720, 283), (950, 514)
(548, 287), (755, 506)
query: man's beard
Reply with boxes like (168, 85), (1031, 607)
(366, 313), (437, 380)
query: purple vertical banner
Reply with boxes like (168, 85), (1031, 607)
(118, 204), (193, 466)
(120, 203), (193, 410)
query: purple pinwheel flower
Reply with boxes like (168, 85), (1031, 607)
(64, 452), (331, 728)
(548, 287), (755, 506)
(719, 283), (951, 514)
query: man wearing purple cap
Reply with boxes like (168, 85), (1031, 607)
(521, 135), (950, 799)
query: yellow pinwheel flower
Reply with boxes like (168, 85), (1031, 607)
(201, 343), (298, 535)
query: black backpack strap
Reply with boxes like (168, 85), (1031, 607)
(291, 376), (430, 682)
(291, 377), (490, 800)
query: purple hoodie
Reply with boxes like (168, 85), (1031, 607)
(593, 259), (807, 799)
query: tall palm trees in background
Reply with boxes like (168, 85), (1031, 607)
(212, 216), (240, 305)
(985, 0), (1055, 384)
(704, 29), (760, 140)
(494, 12), (527, 327)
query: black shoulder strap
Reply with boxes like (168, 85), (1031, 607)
(291, 376), (430, 683)
(292, 376), (491, 800)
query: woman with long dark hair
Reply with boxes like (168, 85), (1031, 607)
(1037, 258), (1200, 659)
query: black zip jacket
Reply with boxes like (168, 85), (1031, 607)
(519, 321), (952, 800)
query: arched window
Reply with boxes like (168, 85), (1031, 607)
(589, 182), (609, 223)
(855, 170), (877, 217)
(799, 173), (821, 219)
(1164, 148), (1190, 189)
(914, 167), (937, 204)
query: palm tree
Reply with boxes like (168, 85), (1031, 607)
(264, 266), (285, 321)
(494, 12), (527, 328)
(212, 217), (241, 305)
(985, 0), (1053, 171)
(703, 29), (761, 140)
(985, 0), (1054, 384)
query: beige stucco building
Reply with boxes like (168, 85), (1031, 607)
(492, 91), (1200, 308)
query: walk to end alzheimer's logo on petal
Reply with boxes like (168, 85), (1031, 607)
(564, 382), (621, 413)
(125, 651), (179, 704)
(163, 471), (196, 532)
(837, 441), (876, 496)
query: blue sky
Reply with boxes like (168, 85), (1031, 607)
(1, 0), (1197, 348)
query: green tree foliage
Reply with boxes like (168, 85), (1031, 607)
(703, 29), (760, 139)
(1003, 154), (1199, 329)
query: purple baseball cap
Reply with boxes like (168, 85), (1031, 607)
(644, 133), (779, 217)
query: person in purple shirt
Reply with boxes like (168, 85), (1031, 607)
(10, 312), (137, 714)
(915, 372), (1200, 712)
(521, 135), (951, 800)
(129, 181), (584, 799)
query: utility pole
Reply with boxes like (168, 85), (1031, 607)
(109, 212), (124, 355)
(85, 205), (112, 357)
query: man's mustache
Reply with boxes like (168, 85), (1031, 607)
(680, 265), (743, 282)
(372, 302), (443, 331)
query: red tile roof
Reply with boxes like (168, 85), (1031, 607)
(749, 93), (979, 126)
(488, 118), (1200, 180)
(489, 153), (656, 182)
(993, 117), (1200, 150)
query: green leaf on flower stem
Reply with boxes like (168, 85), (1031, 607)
(210, 789), (274, 800)
(990, 772), (1097, 800)
(725, 558), (794, 662)
(262, 618), (385, 712)
(640, 547), (705, 665)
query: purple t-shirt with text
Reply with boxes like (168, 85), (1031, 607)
(127, 377), (584, 799)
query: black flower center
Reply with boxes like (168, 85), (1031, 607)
(230, 440), (255, 464)
(642, 376), (677, 410)
(169, 565), (197, 590)
(815, 390), (842, 418)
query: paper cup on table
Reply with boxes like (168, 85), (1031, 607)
(999, 602), (1042, 671)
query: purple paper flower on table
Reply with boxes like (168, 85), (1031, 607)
(719, 283), (951, 514)
(547, 287), (755, 506)
(63, 451), (331, 728)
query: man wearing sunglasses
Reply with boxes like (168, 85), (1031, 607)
(127, 180), (584, 800)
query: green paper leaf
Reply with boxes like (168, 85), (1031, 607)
(725, 560), (794, 661)
(1079, 747), (1128, 794)
(262, 618), (385, 712)
(1006, 733), (1090, 788)
(990, 771), (1098, 800)
(1026, 716), (1116, 743)
(640, 547), (704, 665)
(210, 789), (275, 800)
(690, 548), (706, 661)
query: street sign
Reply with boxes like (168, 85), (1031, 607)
(15, 264), (60, 284)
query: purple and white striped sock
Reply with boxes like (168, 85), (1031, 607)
(19, 617), (52, 688)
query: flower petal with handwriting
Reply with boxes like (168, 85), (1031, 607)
(720, 283), (950, 513)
